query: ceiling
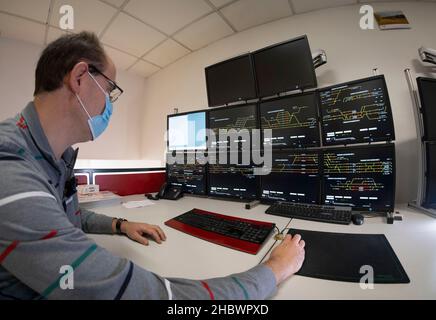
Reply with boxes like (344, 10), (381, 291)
(0, 0), (434, 78)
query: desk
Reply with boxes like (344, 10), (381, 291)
(86, 195), (436, 299)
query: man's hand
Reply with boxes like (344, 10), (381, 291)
(264, 233), (305, 285)
(121, 221), (167, 246)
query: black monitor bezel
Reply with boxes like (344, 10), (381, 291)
(167, 110), (209, 152)
(425, 141), (436, 206)
(321, 143), (396, 212)
(165, 151), (208, 196)
(259, 91), (321, 149)
(205, 53), (258, 108)
(416, 77), (436, 142)
(252, 35), (318, 98)
(318, 75), (396, 146)
(207, 151), (259, 201)
(208, 102), (259, 152)
(259, 148), (322, 205)
(165, 78), (396, 209)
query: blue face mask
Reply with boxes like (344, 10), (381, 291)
(76, 72), (113, 140)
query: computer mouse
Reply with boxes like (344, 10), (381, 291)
(352, 213), (364, 225)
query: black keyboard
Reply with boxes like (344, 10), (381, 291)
(172, 209), (275, 244)
(265, 202), (352, 225)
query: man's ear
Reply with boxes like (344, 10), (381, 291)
(68, 62), (89, 95)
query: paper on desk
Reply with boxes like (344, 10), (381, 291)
(78, 191), (120, 204)
(122, 199), (155, 209)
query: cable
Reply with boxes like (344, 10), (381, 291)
(280, 227), (292, 235)
(274, 226), (280, 235)
(258, 218), (293, 265)
(279, 218), (293, 238)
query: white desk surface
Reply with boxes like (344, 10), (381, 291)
(86, 195), (436, 300)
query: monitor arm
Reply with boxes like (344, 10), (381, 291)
(419, 46), (436, 65)
(312, 49), (327, 69)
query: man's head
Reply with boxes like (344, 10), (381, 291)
(34, 32), (119, 142)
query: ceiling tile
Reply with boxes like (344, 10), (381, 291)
(124, 0), (213, 35)
(144, 39), (190, 67)
(100, 0), (126, 8)
(291, 0), (356, 14)
(0, 12), (46, 45)
(50, 0), (117, 36)
(174, 13), (233, 50)
(221, 0), (293, 31)
(102, 12), (166, 57)
(0, 0), (50, 23)
(104, 45), (138, 71)
(209, 0), (235, 8)
(46, 26), (68, 44)
(129, 59), (160, 78)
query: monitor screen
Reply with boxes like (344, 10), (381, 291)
(425, 143), (436, 205)
(260, 92), (320, 148)
(206, 54), (257, 107)
(208, 152), (257, 200)
(167, 111), (207, 151)
(253, 35), (317, 98)
(209, 104), (258, 151)
(322, 144), (396, 211)
(319, 75), (395, 146)
(166, 153), (207, 195)
(261, 150), (321, 204)
(417, 77), (436, 141)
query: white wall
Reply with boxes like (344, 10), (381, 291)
(0, 38), (41, 120)
(140, 1), (436, 204)
(0, 37), (146, 161)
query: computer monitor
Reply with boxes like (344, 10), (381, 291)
(260, 92), (320, 148)
(319, 75), (395, 146)
(208, 104), (258, 151)
(253, 35), (317, 98)
(206, 53), (257, 107)
(322, 143), (396, 212)
(208, 152), (258, 200)
(166, 153), (207, 195)
(261, 150), (321, 204)
(425, 142), (436, 205)
(167, 111), (207, 151)
(417, 77), (436, 141)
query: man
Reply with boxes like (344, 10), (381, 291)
(0, 32), (305, 300)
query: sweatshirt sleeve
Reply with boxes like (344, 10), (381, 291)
(80, 207), (114, 234)
(166, 264), (277, 300)
(0, 156), (277, 300)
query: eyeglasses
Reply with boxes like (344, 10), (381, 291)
(89, 65), (124, 103)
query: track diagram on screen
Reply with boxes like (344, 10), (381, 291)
(261, 106), (317, 129)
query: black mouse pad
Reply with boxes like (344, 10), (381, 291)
(288, 229), (410, 283)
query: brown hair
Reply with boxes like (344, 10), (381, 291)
(34, 31), (107, 96)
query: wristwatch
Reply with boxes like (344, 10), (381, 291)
(115, 218), (127, 235)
